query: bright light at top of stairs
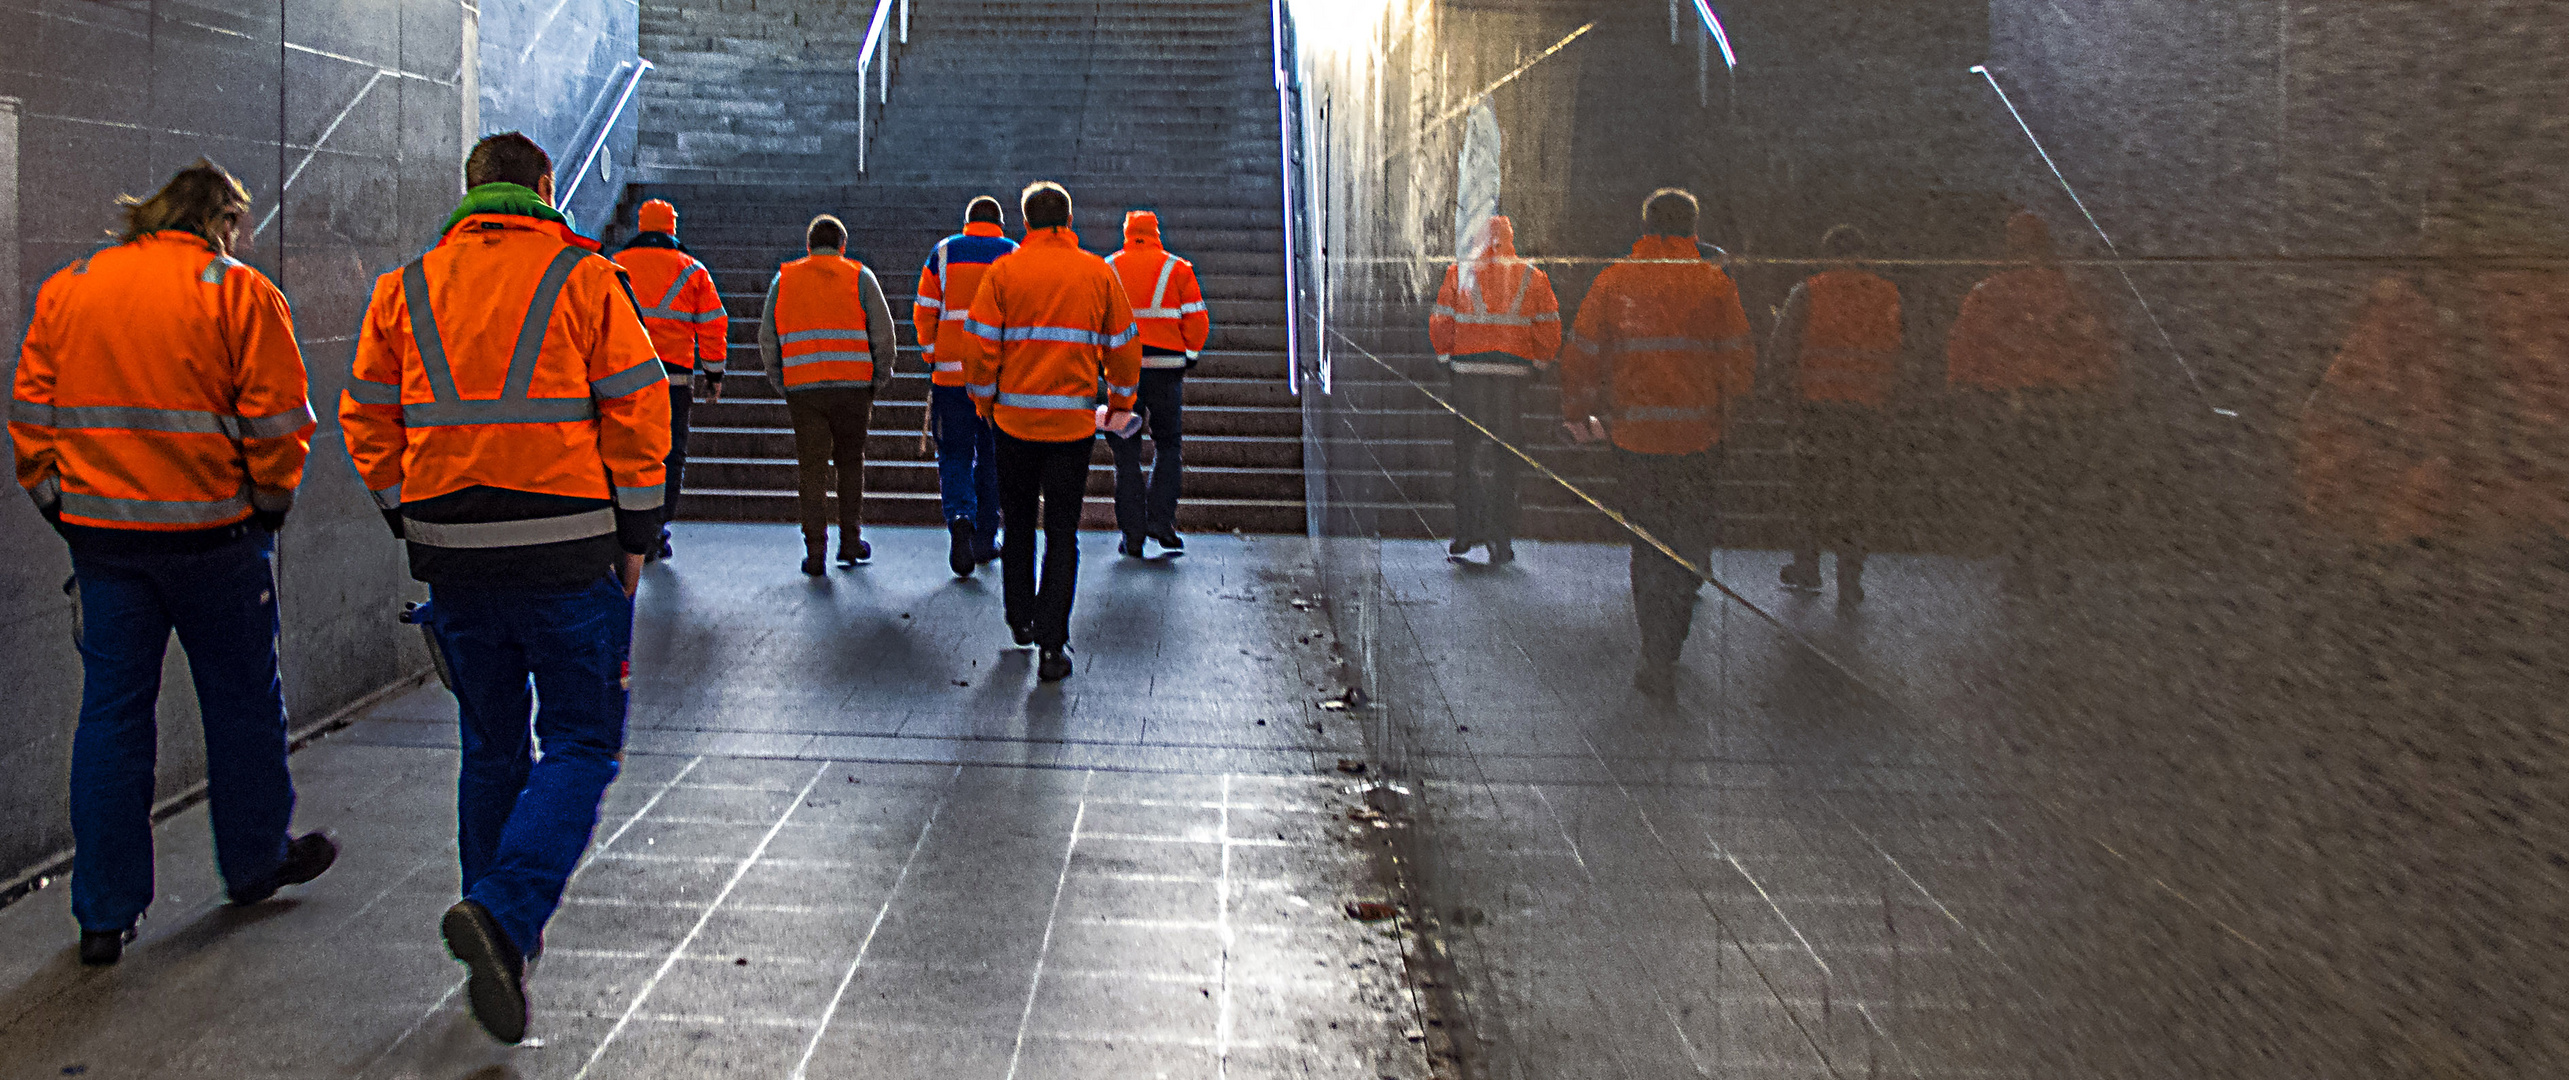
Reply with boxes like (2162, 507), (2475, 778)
(1289, 0), (1396, 56)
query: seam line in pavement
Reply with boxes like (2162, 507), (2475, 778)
(1002, 770), (1095, 1080)
(791, 764), (964, 1080)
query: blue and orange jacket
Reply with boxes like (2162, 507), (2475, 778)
(915, 221), (1018, 387)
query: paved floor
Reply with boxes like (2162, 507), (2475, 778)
(0, 524), (1428, 1080)
(1350, 537), (2565, 1080)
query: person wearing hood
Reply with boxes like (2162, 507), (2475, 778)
(340, 132), (669, 1046)
(915, 196), (1017, 575)
(611, 198), (728, 559)
(1428, 214), (1559, 564)
(1105, 209), (1211, 557)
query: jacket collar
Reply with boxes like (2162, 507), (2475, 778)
(615, 230), (691, 256)
(1023, 226), (1082, 250)
(441, 212), (601, 253)
(963, 221), (1005, 238)
(1631, 234), (1702, 261)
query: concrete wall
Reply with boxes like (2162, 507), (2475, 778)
(0, 0), (642, 884)
(479, 0), (645, 231)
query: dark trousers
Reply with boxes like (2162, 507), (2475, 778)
(662, 379), (693, 533)
(67, 529), (293, 932)
(930, 384), (1001, 549)
(1788, 403), (1890, 578)
(1449, 370), (1528, 545)
(997, 429), (1095, 648)
(1616, 448), (1722, 670)
(424, 577), (632, 957)
(1106, 369), (1185, 537)
(786, 387), (875, 549)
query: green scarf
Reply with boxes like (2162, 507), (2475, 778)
(443, 183), (571, 233)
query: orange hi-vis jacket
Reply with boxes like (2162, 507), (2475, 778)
(956, 226), (1143, 441)
(1107, 211), (1210, 366)
(611, 241), (727, 375)
(1429, 216), (1561, 374)
(13, 233), (315, 530)
(341, 213), (670, 545)
(768, 252), (878, 391)
(1945, 265), (2116, 393)
(1562, 235), (1756, 456)
(1786, 269), (1902, 407)
(915, 221), (1018, 387)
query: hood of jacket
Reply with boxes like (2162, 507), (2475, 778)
(1123, 210), (1163, 249)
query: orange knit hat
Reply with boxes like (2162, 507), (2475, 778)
(637, 198), (677, 234)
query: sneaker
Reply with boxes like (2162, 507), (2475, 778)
(948, 520), (977, 577)
(442, 899), (529, 1045)
(1037, 645), (1075, 682)
(228, 831), (339, 906)
(1147, 527), (1184, 554)
(656, 530), (674, 561)
(1633, 663), (1676, 698)
(1119, 533), (1145, 558)
(837, 538), (871, 566)
(78, 927), (136, 966)
(1489, 538), (1515, 565)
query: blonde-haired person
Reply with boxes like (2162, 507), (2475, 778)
(12, 158), (336, 966)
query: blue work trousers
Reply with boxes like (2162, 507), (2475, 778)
(931, 384), (1001, 549)
(68, 528), (294, 933)
(424, 577), (632, 957)
(1105, 369), (1185, 538)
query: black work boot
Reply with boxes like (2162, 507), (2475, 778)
(441, 899), (529, 1045)
(1038, 645), (1074, 682)
(79, 927), (136, 966)
(801, 537), (827, 576)
(1147, 527), (1184, 554)
(949, 520), (977, 576)
(837, 536), (871, 566)
(1489, 538), (1515, 565)
(229, 831), (340, 906)
(1119, 532), (1146, 558)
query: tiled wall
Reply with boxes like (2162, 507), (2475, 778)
(0, 0), (641, 883)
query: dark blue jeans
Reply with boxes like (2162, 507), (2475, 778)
(424, 576), (632, 957)
(931, 384), (1001, 549)
(68, 528), (294, 932)
(1105, 369), (1184, 537)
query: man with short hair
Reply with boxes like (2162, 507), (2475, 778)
(1560, 188), (1755, 697)
(761, 214), (898, 575)
(611, 198), (728, 559)
(341, 131), (669, 1044)
(953, 181), (1143, 681)
(916, 196), (1016, 575)
(1769, 224), (1904, 604)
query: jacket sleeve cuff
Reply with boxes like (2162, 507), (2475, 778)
(614, 507), (658, 555)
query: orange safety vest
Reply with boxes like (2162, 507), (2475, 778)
(340, 213), (670, 543)
(12, 232), (315, 530)
(955, 226), (1143, 441)
(1107, 211), (1211, 366)
(915, 221), (1018, 387)
(1429, 216), (1562, 372)
(612, 243), (728, 374)
(770, 252), (876, 391)
(1562, 235), (1756, 456)
(1945, 265), (2115, 393)
(1793, 269), (1901, 407)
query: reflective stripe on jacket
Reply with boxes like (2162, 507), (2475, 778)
(1561, 235), (1755, 455)
(1429, 216), (1560, 373)
(1945, 265), (2116, 392)
(339, 213), (670, 545)
(12, 233), (314, 531)
(1783, 269), (1901, 407)
(1108, 212), (1210, 366)
(612, 241), (728, 374)
(761, 253), (895, 394)
(916, 222), (1017, 386)
(952, 226), (1143, 441)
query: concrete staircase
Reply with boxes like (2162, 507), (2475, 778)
(622, 0), (1297, 533)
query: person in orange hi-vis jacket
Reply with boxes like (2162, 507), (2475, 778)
(916, 196), (1019, 575)
(1105, 208), (1212, 558)
(758, 213), (898, 574)
(12, 159), (336, 967)
(1944, 211), (2120, 569)
(1429, 214), (1560, 564)
(951, 181), (1143, 682)
(2297, 276), (2460, 549)
(611, 198), (728, 560)
(1768, 224), (1905, 605)
(1559, 189), (1755, 697)
(339, 133), (668, 1046)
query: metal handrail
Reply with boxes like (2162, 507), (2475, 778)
(1272, 0), (1305, 395)
(557, 58), (655, 212)
(855, 0), (911, 173)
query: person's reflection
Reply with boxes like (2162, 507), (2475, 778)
(1768, 225), (1905, 605)
(2295, 275), (2456, 551)
(1559, 189), (1755, 698)
(1429, 215), (1562, 565)
(1943, 212), (2119, 580)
